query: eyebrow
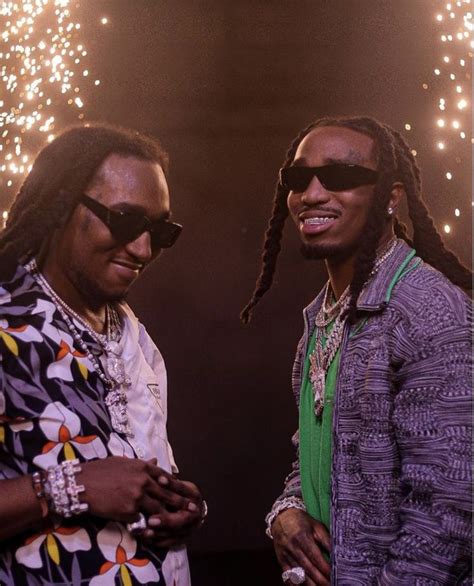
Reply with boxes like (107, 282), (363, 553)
(292, 152), (369, 167)
(110, 202), (171, 221)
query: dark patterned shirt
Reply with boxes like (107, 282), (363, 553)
(0, 265), (171, 585)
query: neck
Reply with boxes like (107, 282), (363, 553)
(38, 252), (107, 334)
(325, 254), (355, 300)
(325, 230), (395, 300)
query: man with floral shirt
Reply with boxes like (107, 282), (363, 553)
(0, 124), (204, 585)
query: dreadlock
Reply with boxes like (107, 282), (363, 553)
(241, 115), (471, 324)
(0, 123), (168, 277)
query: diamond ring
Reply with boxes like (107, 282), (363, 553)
(282, 566), (306, 584)
(126, 513), (147, 535)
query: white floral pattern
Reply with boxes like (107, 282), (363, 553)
(90, 523), (160, 585)
(33, 402), (107, 468)
(15, 523), (91, 569)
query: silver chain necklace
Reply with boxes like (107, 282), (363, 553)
(309, 237), (398, 417)
(25, 259), (134, 437)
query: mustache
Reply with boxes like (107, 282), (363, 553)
(299, 205), (341, 218)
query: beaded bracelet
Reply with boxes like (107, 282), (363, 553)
(31, 471), (50, 519)
(265, 496), (306, 539)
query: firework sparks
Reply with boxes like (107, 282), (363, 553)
(0, 0), (102, 200)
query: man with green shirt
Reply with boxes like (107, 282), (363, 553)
(241, 116), (472, 585)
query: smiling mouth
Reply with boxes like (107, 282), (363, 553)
(111, 260), (142, 272)
(303, 217), (335, 225)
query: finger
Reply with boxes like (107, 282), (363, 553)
(150, 537), (185, 548)
(304, 544), (330, 580)
(284, 537), (330, 584)
(148, 509), (200, 531)
(312, 523), (331, 552)
(145, 481), (193, 511)
(148, 469), (201, 500)
(280, 555), (321, 586)
(140, 527), (189, 544)
(140, 495), (165, 517)
(144, 527), (189, 540)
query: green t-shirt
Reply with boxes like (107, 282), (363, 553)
(299, 325), (339, 530)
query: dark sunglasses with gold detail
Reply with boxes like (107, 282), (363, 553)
(79, 193), (182, 250)
(279, 163), (379, 193)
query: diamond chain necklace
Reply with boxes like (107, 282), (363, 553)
(25, 259), (134, 437)
(309, 237), (398, 417)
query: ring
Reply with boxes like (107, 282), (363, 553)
(198, 500), (208, 527)
(126, 513), (147, 536)
(282, 566), (305, 584)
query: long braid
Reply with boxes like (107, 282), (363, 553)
(389, 129), (471, 289)
(338, 120), (398, 323)
(240, 124), (315, 324)
(393, 217), (414, 246)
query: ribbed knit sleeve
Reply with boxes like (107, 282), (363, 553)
(380, 286), (472, 584)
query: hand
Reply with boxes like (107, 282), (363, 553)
(272, 508), (330, 586)
(143, 472), (204, 548)
(79, 457), (175, 522)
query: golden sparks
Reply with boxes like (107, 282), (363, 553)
(0, 1), (104, 200)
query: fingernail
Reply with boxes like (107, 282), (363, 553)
(143, 529), (154, 538)
(188, 502), (198, 512)
(148, 517), (161, 527)
(158, 476), (169, 486)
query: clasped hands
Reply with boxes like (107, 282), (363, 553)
(79, 456), (204, 548)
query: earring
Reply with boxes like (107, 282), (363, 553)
(387, 207), (394, 216)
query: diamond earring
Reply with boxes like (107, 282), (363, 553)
(387, 207), (394, 215)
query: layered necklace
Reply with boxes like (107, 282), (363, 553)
(309, 237), (398, 418)
(25, 259), (133, 437)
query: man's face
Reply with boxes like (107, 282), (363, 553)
(54, 154), (170, 304)
(287, 125), (378, 261)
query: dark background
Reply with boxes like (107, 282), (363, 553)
(10, 1), (474, 583)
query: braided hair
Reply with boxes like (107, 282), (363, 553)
(0, 123), (168, 277)
(241, 116), (471, 324)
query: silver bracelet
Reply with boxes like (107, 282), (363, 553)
(45, 459), (89, 518)
(265, 496), (306, 539)
(63, 459), (89, 516)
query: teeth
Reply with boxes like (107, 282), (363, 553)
(304, 217), (334, 225)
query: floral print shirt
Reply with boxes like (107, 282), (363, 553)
(0, 264), (179, 585)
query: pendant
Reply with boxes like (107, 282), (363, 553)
(309, 355), (325, 418)
(105, 342), (131, 387)
(105, 388), (134, 437)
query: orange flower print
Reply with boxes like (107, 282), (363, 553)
(0, 318), (42, 356)
(33, 402), (107, 468)
(15, 521), (91, 568)
(90, 523), (159, 585)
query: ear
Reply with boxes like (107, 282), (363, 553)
(388, 181), (405, 215)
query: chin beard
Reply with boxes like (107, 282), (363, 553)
(300, 242), (356, 262)
(73, 267), (128, 306)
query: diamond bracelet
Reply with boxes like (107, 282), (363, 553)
(44, 458), (89, 518)
(265, 496), (306, 539)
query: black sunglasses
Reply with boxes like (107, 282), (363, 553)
(79, 193), (182, 249)
(279, 164), (379, 192)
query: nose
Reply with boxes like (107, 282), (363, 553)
(124, 230), (154, 263)
(301, 175), (330, 205)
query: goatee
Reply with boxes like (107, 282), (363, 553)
(300, 242), (356, 262)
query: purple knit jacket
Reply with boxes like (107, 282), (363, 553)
(271, 240), (472, 585)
